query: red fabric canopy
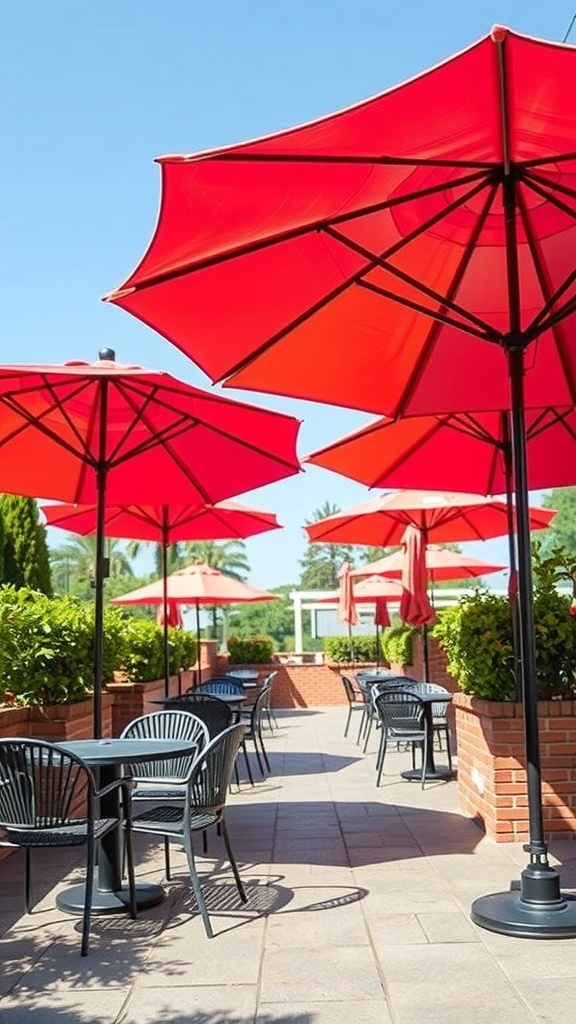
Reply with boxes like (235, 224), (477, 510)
(41, 499), (281, 544)
(305, 408), (576, 496)
(112, 562), (278, 606)
(156, 601), (184, 628)
(400, 526), (435, 627)
(106, 28), (576, 419)
(305, 490), (554, 548)
(337, 561), (358, 627)
(352, 545), (504, 583)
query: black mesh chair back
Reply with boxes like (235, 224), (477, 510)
(0, 738), (136, 955)
(259, 670), (279, 731)
(373, 690), (428, 789)
(130, 723), (247, 937)
(401, 681), (452, 767)
(242, 684), (271, 776)
(195, 679), (245, 696)
(120, 710), (209, 784)
(160, 693), (233, 739)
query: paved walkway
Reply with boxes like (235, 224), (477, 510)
(2, 707), (576, 1023)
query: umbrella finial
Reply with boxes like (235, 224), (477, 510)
(99, 347), (116, 362)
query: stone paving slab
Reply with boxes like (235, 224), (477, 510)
(1, 706), (576, 1023)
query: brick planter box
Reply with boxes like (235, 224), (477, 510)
(454, 693), (576, 843)
(0, 695), (111, 742)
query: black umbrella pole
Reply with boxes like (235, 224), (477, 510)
(421, 624), (430, 683)
(161, 533), (170, 698)
(471, 347), (576, 937)
(93, 471), (106, 740)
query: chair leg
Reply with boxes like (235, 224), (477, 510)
(242, 742), (255, 785)
(376, 732), (388, 787)
(257, 727), (270, 772)
(164, 837), (172, 880)
(124, 826), (137, 921)
(344, 706), (353, 738)
(363, 714), (374, 753)
(420, 735), (428, 790)
(220, 818), (247, 903)
(183, 833), (213, 938)
(81, 839), (95, 957)
(25, 848), (32, 914)
(445, 727), (453, 770)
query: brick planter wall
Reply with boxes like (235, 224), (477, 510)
(0, 696), (112, 742)
(454, 693), (576, 843)
(107, 672), (193, 736)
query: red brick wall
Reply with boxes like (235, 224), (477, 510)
(454, 693), (576, 842)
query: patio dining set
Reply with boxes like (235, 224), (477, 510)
(341, 668), (454, 790)
(0, 669), (278, 957)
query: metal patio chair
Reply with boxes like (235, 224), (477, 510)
(373, 690), (428, 789)
(0, 738), (136, 956)
(129, 723), (247, 937)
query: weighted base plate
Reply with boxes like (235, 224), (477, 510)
(56, 881), (165, 915)
(471, 889), (576, 939)
(401, 766), (455, 782)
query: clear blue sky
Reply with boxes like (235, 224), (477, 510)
(1, 1), (572, 588)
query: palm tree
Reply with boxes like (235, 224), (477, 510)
(49, 535), (135, 598)
(125, 538), (183, 575)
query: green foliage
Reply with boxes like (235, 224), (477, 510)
(432, 592), (515, 701)
(539, 487), (576, 559)
(1, 496), (52, 596)
(381, 625), (415, 666)
(432, 546), (576, 701)
(0, 587), (99, 705)
(115, 620), (197, 682)
(324, 634), (380, 663)
(228, 587), (294, 649)
(227, 634), (275, 664)
(299, 502), (357, 589)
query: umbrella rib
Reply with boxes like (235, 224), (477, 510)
(523, 168), (576, 207)
(388, 180), (502, 417)
(107, 169), (489, 297)
(518, 152), (576, 171)
(0, 384), (95, 466)
(212, 152), (496, 169)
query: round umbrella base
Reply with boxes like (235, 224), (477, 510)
(471, 884), (576, 939)
(57, 881), (165, 915)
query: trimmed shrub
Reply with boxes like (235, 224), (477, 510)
(323, 634), (380, 663)
(227, 635), (274, 664)
(381, 625), (415, 666)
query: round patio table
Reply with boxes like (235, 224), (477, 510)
(55, 737), (198, 915)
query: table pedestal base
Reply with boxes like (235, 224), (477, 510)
(401, 766), (455, 782)
(57, 881), (165, 915)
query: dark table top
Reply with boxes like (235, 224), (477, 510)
(58, 737), (198, 766)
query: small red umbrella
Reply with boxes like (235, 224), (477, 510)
(156, 601), (183, 629)
(112, 563), (278, 683)
(0, 353), (300, 735)
(338, 561), (358, 662)
(399, 526), (435, 627)
(352, 545), (506, 582)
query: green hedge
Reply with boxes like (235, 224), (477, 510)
(381, 625), (415, 666)
(0, 586), (198, 705)
(227, 634), (275, 664)
(323, 634), (380, 663)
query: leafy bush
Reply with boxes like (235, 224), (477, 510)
(382, 625), (415, 666)
(323, 634), (380, 663)
(0, 587), (105, 705)
(227, 634), (274, 664)
(432, 547), (576, 701)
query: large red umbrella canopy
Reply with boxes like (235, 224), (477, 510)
(304, 490), (555, 548)
(105, 28), (576, 419)
(305, 408), (576, 496)
(40, 500), (281, 544)
(352, 545), (505, 583)
(319, 574), (404, 602)
(0, 358), (301, 505)
(0, 355), (299, 736)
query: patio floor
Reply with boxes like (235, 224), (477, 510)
(2, 707), (576, 1023)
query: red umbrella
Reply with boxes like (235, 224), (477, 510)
(0, 353), (300, 735)
(106, 28), (576, 929)
(112, 562), (278, 683)
(42, 499), (281, 695)
(351, 546), (506, 582)
(399, 526), (435, 627)
(305, 490), (555, 548)
(337, 561), (358, 662)
(305, 408), (576, 496)
(319, 573), (402, 664)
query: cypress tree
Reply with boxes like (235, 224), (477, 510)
(0, 495), (53, 595)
